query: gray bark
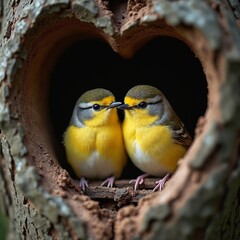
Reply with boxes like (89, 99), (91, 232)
(0, 0), (240, 239)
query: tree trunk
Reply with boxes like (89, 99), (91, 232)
(0, 0), (240, 239)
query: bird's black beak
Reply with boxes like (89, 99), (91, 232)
(107, 101), (123, 109)
(118, 103), (132, 110)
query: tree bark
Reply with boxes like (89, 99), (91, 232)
(0, 0), (240, 239)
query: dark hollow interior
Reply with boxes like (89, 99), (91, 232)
(49, 36), (207, 179)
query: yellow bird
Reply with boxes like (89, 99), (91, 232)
(118, 85), (192, 191)
(63, 88), (127, 191)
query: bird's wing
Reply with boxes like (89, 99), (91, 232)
(169, 120), (192, 147)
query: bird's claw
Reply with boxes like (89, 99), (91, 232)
(79, 177), (89, 192)
(129, 173), (149, 191)
(152, 173), (170, 192)
(101, 176), (115, 188)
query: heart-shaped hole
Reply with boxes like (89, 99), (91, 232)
(49, 36), (207, 192)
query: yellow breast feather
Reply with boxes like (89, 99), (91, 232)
(64, 123), (127, 178)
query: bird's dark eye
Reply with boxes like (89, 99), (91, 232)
(93, 104), (101, 111)
(138, 102), (147, 109)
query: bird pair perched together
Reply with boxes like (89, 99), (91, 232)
(63, 85), (192, 192)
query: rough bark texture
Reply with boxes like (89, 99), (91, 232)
(0, 0), (240, 239)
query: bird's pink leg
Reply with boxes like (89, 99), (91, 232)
(79, 177), (89, 192)
(129, 173), (150, 190)
(152, 173), (170, 192)
(101, 176), (115, 188)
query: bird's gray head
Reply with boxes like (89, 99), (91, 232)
(70, 88), (121, 127)
(118, 85), (175, 125)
